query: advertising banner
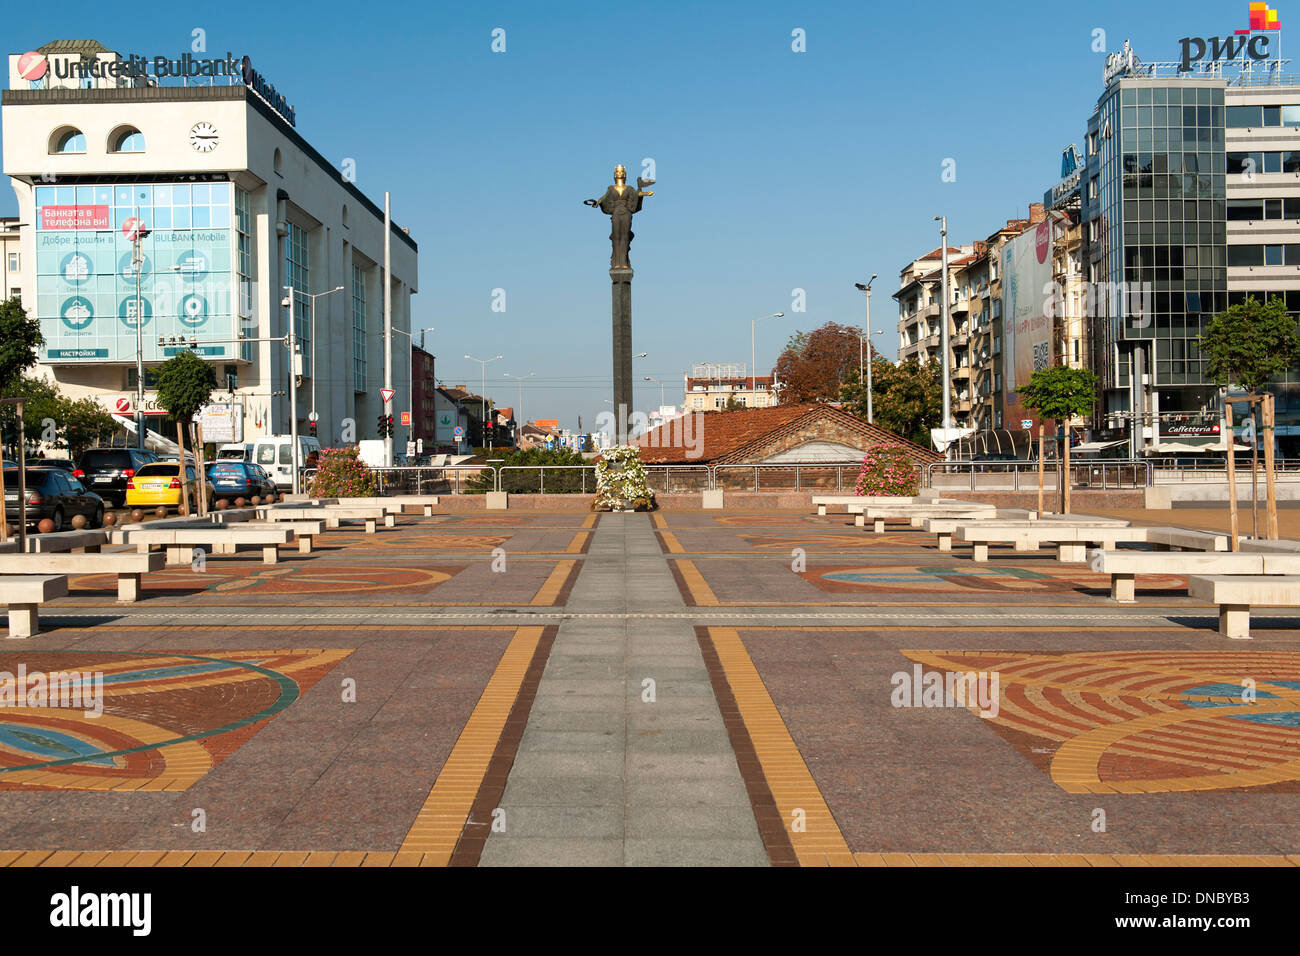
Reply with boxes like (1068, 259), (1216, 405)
(195, 403), (243, 444)
(1000, 221), (1054, 429)
(34, 182), (239, 363)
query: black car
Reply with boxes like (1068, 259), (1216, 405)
(75, 447), (157, 507)
(3, 467), (105, 530)
(28, 457), (76, 473)
(205, 460), (278, 500)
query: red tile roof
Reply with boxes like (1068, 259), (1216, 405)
(628, 402), (940, 464)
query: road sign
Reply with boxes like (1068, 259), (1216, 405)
(380, 388), (396, 404)
(406, 441), (416, 457)
(400, 411), (411, 426)
(416, 439), (423, 453)
(453, 426), (465, 439)
(309, 411), (318, 423)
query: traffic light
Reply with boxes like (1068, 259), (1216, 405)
(377, 414), (388, 438)
(386, 415), (394, 437)
(309, 420), (317, 438)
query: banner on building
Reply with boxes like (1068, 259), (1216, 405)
(1000, 221), (1054, 429)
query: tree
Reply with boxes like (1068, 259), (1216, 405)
(1016, 366), (1099, 513)
(0, 297), (43, 392)
(1199, 294), (1300, 391)
(0, 376), (116, 458)
(155, 350), (216, 431)
(772, 322), (865, 403)
(840, 356), (942, 447)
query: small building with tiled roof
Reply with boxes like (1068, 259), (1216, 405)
(628, 403), (940, 465)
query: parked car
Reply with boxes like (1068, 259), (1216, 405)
(125, 462), (214, 512)
(28, 457), (76, 473)
(3, 467), (105, 530)
(75, 447), (158, 507)
(251, 435), (322, 489)
(205, 461), (278, 500)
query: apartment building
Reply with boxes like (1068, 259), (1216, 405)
(682, 363), (776, 411)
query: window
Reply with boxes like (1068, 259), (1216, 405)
(285, 222), (310, 375)
(351, 262), (367, 392)
(1227, 105), (1262, 127)
(50, 128), (86, 154)
(714, 397), (725, 409)
(6, 252), (17, 273)
(109, 128), (145, 153)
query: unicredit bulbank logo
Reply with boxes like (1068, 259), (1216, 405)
(1035, 221), (1050, 264)
(1180, 3), (1282, 71)
(17, 51), (47, 81)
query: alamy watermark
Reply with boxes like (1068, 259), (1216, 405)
(890, 664), (1000, 718)
(0, 665), (104, 717)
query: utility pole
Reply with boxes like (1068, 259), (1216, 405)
(383, 192), (393, 468)
(130, 213), (151, 450)
(854, 275), (878, 423)
(935, 217), (953, 459)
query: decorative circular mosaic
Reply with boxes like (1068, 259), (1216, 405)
(813, 564), (1185, 593)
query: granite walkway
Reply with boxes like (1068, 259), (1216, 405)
(479, 512), (768, 866)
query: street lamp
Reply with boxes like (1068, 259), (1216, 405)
(128, 215), (152, 449)
(854, 275), (882, 423)
(643, 376), (667, 407)
(750, 312), (784, 404)
(301, 286), (345, 427)
(465, 354), (503, 448)
(503, 372), (535, 444)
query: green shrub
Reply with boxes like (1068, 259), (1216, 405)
(308, 447), (378, 498)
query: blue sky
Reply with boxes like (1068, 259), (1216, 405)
(1, 0), (1265, 428)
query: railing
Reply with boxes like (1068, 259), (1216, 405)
(496, 465), (596, 494)
(1146, 457), (1300, 483)
(367, 465), (495, 495)
(712, 463), (864, 493)
(924, 459), (1151, 491)
(644, 465), (711, 494)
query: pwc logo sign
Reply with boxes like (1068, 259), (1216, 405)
(1179, 3), (1282, 72)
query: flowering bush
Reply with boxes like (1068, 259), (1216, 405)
(854, 443), (920, 496)
(592, 445), (656, 511)
(308, 447), (378, 498)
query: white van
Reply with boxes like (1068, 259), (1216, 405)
(250, 435), (322, 489)
(215, 443), (254, 462)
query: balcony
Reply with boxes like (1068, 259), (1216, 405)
(952, 364), (971, 379)
(954, 396), (973, 413)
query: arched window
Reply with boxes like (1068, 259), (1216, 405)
(273, 148), (283, 175)
(342, 204), (350, 227)
(110, 127), (145, 153)
(50, 128), (86, 154)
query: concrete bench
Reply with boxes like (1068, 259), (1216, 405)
(1239, 538), (1300, 554)
(1088, 549), (1298, 602)
(255, 506), (390, 533)
(209, 519), (326, 554)
(344, 496), (441, 517)
(2, 575), (67, 638)
(811, 494), (935, 515)
(955, 523), (1146, 562)
(918, 511), (1041, 551)
(0, 551), (165, 602)
(1187, 574), (1300, 639)
(23, 530), (108, 554)
(849, 503), (996, 532)
(109, 526), (294, 565)
(1143, 526), (1229, 552)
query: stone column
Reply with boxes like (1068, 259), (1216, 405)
(611, 267), (633, 444)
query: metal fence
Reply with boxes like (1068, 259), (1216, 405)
(712, 463), (864, 493)
(496, 465), (596, 494)
(366, 465), (495, 495)
(924, 459), (1151, 491)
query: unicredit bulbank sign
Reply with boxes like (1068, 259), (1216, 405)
(13, 49), (296, 127)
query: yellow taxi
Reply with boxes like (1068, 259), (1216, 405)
(125, 461), (214, 511)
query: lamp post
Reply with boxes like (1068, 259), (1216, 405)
(750, 312), (784, 403)
(280, 287), (304, 494)
(934, 217), (953, 443)
(302, 286), (345, 428)
(643, 376), (667, 407)
(854, 275), (881, 423)
(466, 354), (503, 448)
(128, 214), (152, 450)
(503, 372), (535, 445)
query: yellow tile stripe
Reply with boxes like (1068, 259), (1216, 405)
(531, 560), (575, 606)
(707, 626), (850, 864)
(659, 531), (684, 553)
(397, 625), (545, 861)
(582, 514), (598, 529)
(676, 559), (718, 606)
(565, 531), (589, 553)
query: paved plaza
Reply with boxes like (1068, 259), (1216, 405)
(3, 506), (1300, 867)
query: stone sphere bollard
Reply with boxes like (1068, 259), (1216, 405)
(178, 503), (189, 517)
(154, 506), (168, 518)
(250, 496), (261, 506)
(103, 512), (117, 527)
(38, 519), (55, 533)
(70, 514), (88, 529)
(216, 498), (229, 510)
(130, 509), (144, 523)
(235, 497), (247, 508)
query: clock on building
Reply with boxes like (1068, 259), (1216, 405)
(189, 122), (219, 152)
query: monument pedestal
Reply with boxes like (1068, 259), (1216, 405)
(611, 267), (634, 444)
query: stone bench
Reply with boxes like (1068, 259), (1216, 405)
(955, 523), (1147, 562)
(918, 510), (1042, 551)
(23, 530), (108, 554)
(2, 575), (67, 638)
(209, 519), (326, 554)
(109, 526), (294, 565)
(1187, 574), (1300, 639)
(1088, 549), (1296, 602)
(1239, 538), (1300, 553)
(343, 496), (440, 517)
(0, 551), (165, 602)
(812, 494), (942, 517)
(849, 503), (996, 532)
(255, 506), (390, 533)
(1144, 526), (1229, 552)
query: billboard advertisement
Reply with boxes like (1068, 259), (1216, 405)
(1000, 220), (1054, 428)
(34, 182), (240, 363)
